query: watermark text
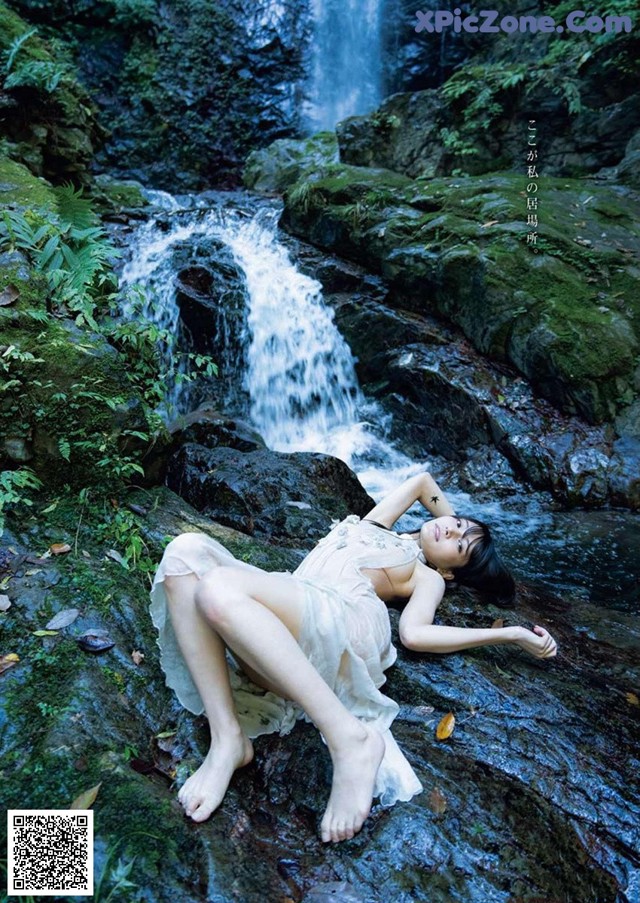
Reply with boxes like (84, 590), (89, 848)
(415, 9), (633, 35)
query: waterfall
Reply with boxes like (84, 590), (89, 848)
(303, 0), (384, 132)
(119, 192), (424, 499)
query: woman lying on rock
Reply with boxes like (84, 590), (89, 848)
(150, 472), (557, 843)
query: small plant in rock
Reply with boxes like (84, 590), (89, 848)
(3, 27), (70, 94)
(0, 468), (43, 534)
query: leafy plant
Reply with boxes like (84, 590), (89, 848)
(0, 468), (43, 534)
(3, 27), (69, 94)
(0, 196), (119, 328)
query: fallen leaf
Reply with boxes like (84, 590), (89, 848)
(436, 712), (455, 741)
(106, 548), (128, 568)
(155, 730), (177, 740)
(491, 618), (504, 629)
(49, 542), (72, 556)
(77, 629), (115, 654)
(127, 504), (148, 517)
(46, 608), (80, 630)
(305, 883), (366, 902)
(24, 568), (42, 576)
(0, 284), (19, 306)
(131, 649), (145, 666)
(0, 652), (19, 675)
(70, 781), (102, 809)
(481, 219), (499, 228)
(625, 692), (640, 707)
(429, 786), (447, 815)
(33, 629), (59, 637)
(0, 595), (11, 611)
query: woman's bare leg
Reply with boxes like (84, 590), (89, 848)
(163, 572), (253, 823)
(194, 566), (385, 843)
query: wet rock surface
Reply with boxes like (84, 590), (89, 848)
(165, 443), (374, 543)
(1, 488), (638, 903)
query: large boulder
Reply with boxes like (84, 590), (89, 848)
(166, 444), (374, 543)
(262, 159), (639, 430)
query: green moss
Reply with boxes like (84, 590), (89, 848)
(93, 174), (149, 212)
(0, 0), (48, 56)
(0, 155), (59, 209)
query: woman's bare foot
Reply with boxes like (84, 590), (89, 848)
(320, 724), (385, 843)
(178, 730), (254, 823)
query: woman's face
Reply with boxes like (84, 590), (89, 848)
(420, 516), (480, 572)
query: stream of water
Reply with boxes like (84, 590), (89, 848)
(303, 0), (384, 131)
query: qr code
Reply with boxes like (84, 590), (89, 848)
(7, 810), (94, 896)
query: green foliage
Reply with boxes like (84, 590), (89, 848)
(441, 63), (529, 159)
(109, 0), (157, 28)
(0, 193), (119, 328)
(3, 26), (69, 94)
(0, 467), (43, 533)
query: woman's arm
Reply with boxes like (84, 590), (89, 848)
(365, 472), (455, 528)
(398, 568), (558, 659)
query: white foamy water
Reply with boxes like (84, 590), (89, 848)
(119, 193), (425, 497)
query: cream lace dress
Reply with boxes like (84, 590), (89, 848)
(150, 515), (423, 806)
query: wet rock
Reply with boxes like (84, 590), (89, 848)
(166, 444), (374, 543)
(270, 159), (640, 431)
(617, 129), (640, 190)
(143, 405), (265, 485)
(2, 489), (639, 903)
(2, 437), (33, 463)
(244, 133), (339, 195)
(607, 436), (640, 509)
(337, 89), (450, 179)
(176, 253), (248, 356)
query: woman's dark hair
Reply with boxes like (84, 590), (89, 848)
(449, 516), (516, 607)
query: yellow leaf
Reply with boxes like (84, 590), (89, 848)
(491, 618), (504, 629)
(429, 786), (447, 815)
(0, 652), (20, 675)
(50, 542), (72, 556)
(625, 692), (640, 707)
(33, 629), (59, 637)
(71, 781), (102, 809)
(155, 730), (177, 739)
(436, 712), (455, 741)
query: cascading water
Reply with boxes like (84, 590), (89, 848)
(303, 0), (384, 132)
(119, 192), (423, 498)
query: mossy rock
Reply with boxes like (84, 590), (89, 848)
(0, 313), (150, 486)
(0, 1), (103, 184)
(92, 173), (150, 215)
(243, 132), (339, 194)
(267, 152), (640, 425)
(0, 155), (59, 209)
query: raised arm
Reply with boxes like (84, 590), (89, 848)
(365, 472), (455, 529)
(398, 566), (558, 659)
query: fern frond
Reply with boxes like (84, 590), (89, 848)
(55, 185), (98, 230)
(4, 28), (38, 73)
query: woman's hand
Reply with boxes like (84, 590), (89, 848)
(512, 625), (558, 659)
